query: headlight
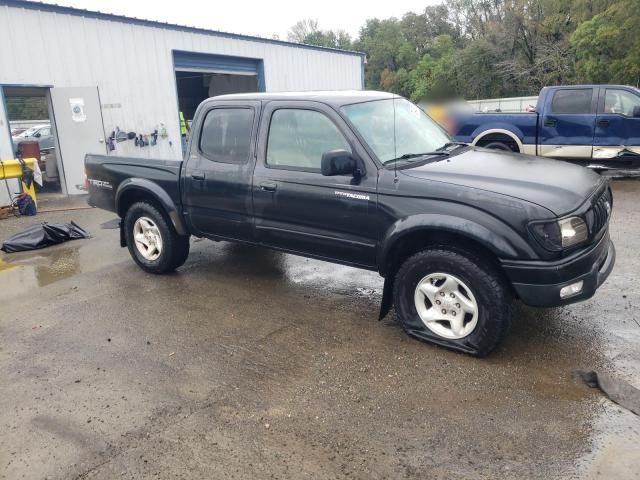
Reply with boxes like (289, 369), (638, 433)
(558, 217), (588, 248)
(530, 216), (588, 251)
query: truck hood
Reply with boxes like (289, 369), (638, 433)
(401, 147), (603, 215)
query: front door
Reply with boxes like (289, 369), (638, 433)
(50, 86), (106, 194)
(182, 100), (261, 241)
(593, 87), (640, 160)
(538, 87), (597, 160)
(252, 101), (378, 268)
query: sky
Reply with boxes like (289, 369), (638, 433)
(36, 0), (441, 40)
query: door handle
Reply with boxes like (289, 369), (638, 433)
(598, 119), (610, 127)
(259, 182), (277, 192)
(191, 172), (205, 181)
(543, 118), (556, 127)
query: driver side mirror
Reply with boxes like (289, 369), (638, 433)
(321, 150), (360, 177)
(633, 106), (640, 118)
(34, 132), (41, 138)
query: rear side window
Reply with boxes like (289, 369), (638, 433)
(199, 108), (254, 163)
(266, 109), (350, 170)
(551, 89), (593, 114)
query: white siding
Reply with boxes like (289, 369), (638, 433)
(0, 4), (362, 202)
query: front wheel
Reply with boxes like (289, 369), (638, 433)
(394, 248), (512, 356)
(124, 201), (190, 274)
(482, 141), (515, 152)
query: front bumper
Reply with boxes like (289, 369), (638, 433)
(501, 233), (616, 307)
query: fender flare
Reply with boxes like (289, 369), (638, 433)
(115, 178), (188, 235)
(472, 128), (524, 153)
(377, 214), (533, 276)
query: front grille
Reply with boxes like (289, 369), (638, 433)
(586, 187), (612, 235)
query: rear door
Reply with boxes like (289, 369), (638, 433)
(252, 101), (378, 268)
(538, 87), (597, 159)
(182, 100), (260, 241)
(50, 86), (107, 194)
(593, 87), (640, 160)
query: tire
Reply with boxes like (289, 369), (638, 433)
(482, 141), (514, 152)
(124, 201), (190, 274)
(393, 248), (512, 357)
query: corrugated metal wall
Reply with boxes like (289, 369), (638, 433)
(0, 3), (363, 201)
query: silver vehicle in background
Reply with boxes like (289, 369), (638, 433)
(12, 124), (55, 151)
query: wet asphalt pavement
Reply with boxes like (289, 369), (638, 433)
(1, 182), (639, 480)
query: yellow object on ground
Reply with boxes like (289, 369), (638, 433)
(0, 158), (38, 207)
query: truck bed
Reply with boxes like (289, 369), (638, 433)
(85, 154), (183, 214)
(452, 112), (539, 146)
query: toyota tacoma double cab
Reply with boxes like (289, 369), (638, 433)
(85, 91), (616, 356)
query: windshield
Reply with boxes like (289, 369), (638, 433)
(15, 127), (38, 138)
(341, 98), (451, 164)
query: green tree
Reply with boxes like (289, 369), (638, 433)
(287, 19), (353, 50)
(571, 0), (640, 85)
(355, 18), (406, 90)
(287, 0), (636, 101)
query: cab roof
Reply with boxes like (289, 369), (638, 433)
(211, 90), (396, 107)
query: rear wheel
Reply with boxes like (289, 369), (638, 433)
(393, 248), (512, 356)
(124, 201), (190, 274)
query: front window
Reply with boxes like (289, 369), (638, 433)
(266, 109), (351, 170)
(16, 126), (38, 138)
(604, 89), (640, 116)
(341, 98), (450, 164)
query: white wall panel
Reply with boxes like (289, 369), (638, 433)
(0, 2), (363, 194)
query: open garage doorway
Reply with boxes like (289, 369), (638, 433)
(2, 86), (62, 193)
(173, 51), (264, 152)
(175, 71), (259, 122)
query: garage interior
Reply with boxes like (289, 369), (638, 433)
(173, 51), (264, 128)
(2, 86), (62, 193)
(175, 70), (259, 122)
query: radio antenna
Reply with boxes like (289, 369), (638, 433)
(392, 94), (398, 179)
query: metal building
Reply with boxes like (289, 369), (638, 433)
(0, 0), (364, 202)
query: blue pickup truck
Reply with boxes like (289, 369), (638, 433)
(451, 85), (640, 166)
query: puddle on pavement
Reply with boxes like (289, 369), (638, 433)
(191, 241), (384, 297)
(0, 246), (82, 299)
(0, 236), (123, 301)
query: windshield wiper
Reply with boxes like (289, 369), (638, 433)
(436, 141), (468, 151)
(384, 151), (450, 164)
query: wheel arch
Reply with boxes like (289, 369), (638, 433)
(378, 215), (529, 278)
(472, 128), (524, 153)
(115, 178), (188, 235)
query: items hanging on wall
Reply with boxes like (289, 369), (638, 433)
(106, 125), (168, 149)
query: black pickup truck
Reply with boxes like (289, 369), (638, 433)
(86, 91), (615, 356)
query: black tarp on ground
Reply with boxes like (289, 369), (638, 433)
(1, 222), (91, 253)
